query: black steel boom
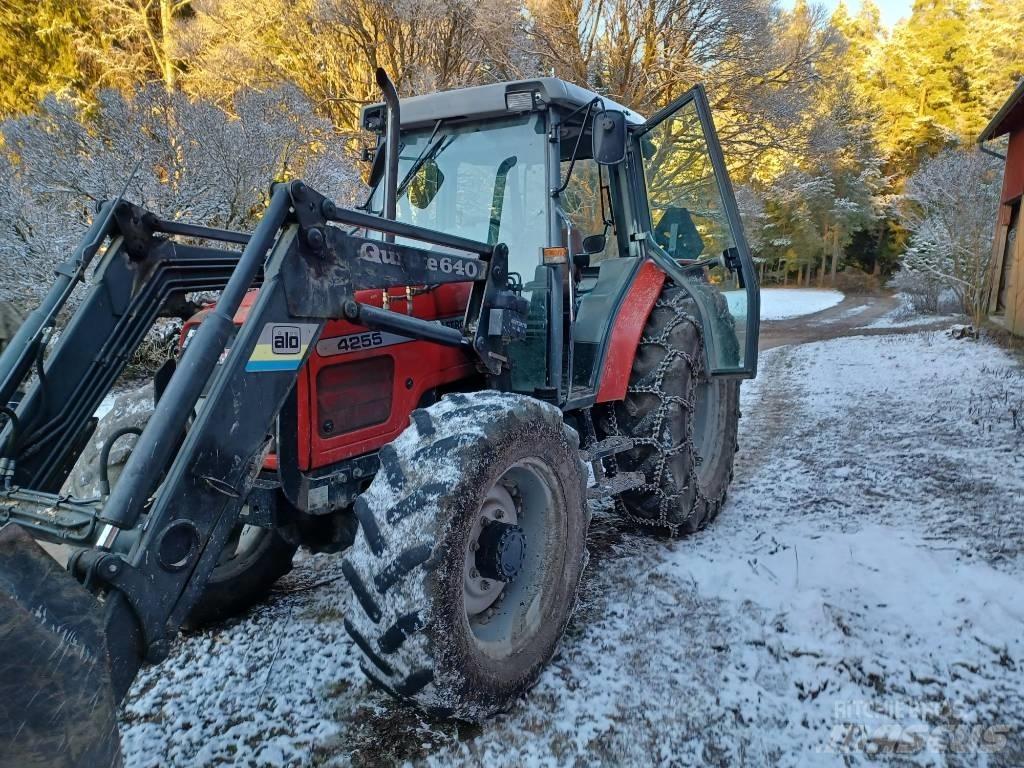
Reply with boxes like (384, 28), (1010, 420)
(0, 180), (525, 765)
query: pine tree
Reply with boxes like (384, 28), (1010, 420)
(0, 1), (96, 116)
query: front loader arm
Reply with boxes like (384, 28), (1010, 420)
(0, 179), (521, 766)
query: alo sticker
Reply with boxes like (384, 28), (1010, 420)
(246, 323), (319, 372)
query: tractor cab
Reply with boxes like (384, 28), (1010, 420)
(361, 78), (759, 405)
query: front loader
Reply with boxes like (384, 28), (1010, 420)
(0, 70), (758, 766)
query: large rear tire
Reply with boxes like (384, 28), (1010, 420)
(342, 392), (589, 720)
(599, 284), (740, 535)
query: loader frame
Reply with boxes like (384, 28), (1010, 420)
(0, 179), (519, 696)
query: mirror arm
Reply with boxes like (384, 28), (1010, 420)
(551, 99), (599, 198)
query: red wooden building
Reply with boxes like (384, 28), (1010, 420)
(981, 79), (1024, 336)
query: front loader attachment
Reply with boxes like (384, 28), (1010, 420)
(0, 178), (512, 764)
(0, 525), (121, 768)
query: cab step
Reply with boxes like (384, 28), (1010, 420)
(580, 435), (634, 463)
(587, 471), (646, 499)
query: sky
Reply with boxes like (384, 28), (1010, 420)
(781, 0), (915, 27)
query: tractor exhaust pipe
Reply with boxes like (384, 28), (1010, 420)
(376, 68), (400, 228)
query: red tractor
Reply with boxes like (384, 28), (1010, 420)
(0, 70), (757, 765)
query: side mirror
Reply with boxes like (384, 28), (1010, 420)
(407, 159), (445, 209)
(367, 144), (385, 187)
(592, 110), (627, 165)
(581, 233), (606, 254)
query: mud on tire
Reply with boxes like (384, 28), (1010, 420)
(599, 283), (740, 535)
(341, 392), (589, 721)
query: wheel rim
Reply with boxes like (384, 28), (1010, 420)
(463, 459), (560, 659)
(689, 379), (721, 487)
(215, 519), (267, 571)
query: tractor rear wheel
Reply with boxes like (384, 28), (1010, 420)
(71, 390), (298, 626)
(341, 392), (589, 720)
(600, 284), (740, 535)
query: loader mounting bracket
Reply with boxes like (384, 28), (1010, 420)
(111, 200), (162, 261)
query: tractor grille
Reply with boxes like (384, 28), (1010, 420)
(315, 356), (394, 437)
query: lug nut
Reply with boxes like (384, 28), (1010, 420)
(470, 568), (479, 579)
(480, 579), (491, 591)
(495, 509), (505, 520)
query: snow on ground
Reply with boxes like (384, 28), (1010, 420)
(861, 311), (960, 330)
(753, 288), (845, 320)
(812, 302), (869, 325)
(120, 330), (1024, 767)
(858, 293), (961, 330)
(96, 393), (117, 420)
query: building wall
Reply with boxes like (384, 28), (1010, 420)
(989, 127), (1024, 336)
(1005, 220), (1024, 336)
(1002, 128), (1024, 204)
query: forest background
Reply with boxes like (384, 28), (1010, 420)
(0, 0), (1022, 318)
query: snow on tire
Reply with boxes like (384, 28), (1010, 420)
(600, 283), (740, 535)
(341, 392), (589, 720)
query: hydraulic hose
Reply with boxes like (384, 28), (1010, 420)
(98, 426), (143, 497)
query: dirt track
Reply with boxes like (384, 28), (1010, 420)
(759, 292), (951, 350)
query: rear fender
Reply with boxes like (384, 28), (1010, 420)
(595, 260), (666, 403)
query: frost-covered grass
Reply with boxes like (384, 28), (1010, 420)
(120, 330), (1024, 767)
(753, 288), (846, 320)
(858, 292), (962, 330)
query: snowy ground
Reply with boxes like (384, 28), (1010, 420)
(760, 288), (845, 320)
(857, 293), (962, 330)
(860, 309), (961, 331)
(120, 328), (1024, 767)
(725, 288), (845, 321)
(96, 392), (117, 420)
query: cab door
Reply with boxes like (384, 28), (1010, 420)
(632, 84), (759, 377)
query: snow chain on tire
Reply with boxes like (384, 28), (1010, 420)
(600, 283), (740, 536)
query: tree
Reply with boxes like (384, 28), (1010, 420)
(0, 87), (359, 306)
(0, 1), (100, 115)
(526, 0), (843, 172)
(182, 0), (529, 135)
(80, 0), (195, 92)
(897, 148), (1002, 323)
(969, 1), (1024, 120)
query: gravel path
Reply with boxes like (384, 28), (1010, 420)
(759, 292), (956, 350)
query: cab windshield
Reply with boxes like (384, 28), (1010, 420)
(368, 113), (548, 283)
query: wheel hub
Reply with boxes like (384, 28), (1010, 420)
(475, 521), (526, 583)
(464, 482), (518, 616)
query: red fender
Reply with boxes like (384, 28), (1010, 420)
(595, 260), (666, 403)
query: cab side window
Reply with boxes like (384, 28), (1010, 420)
(559, 158), (618, 264)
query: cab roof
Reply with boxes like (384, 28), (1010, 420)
(362, 78), (646, 132)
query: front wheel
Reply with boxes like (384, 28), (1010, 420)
(341, 392), (589, 720)
(70, 387), (298, 626)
